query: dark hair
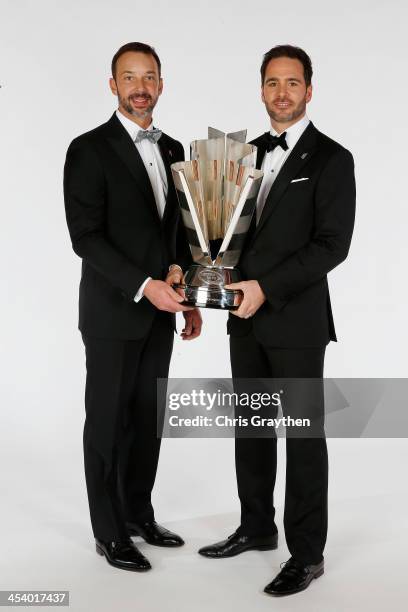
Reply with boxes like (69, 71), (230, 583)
(260, 45), (313, 86)
(111, 42), (161, 79)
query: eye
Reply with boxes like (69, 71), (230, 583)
(124, 76), (132, 81)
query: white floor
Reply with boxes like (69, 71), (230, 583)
(1, 437), (407, 612)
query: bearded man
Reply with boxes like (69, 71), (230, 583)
(64, 42), (202, 572)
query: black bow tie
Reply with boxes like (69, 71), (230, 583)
(263, 131), (289, 152)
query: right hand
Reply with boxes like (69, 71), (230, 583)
(143, 279), (193, 313)
(165, 266), (184, 287)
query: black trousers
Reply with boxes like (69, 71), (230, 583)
(230, 330), (327, 565)
(81, 311), (174, 541)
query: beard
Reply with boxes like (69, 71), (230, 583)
(119, 91), (157, 119)
(266, 96), (307, 124)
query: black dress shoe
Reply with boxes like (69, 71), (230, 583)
(126, 521), (184, 547)
(198, 530), (278, 558)
(264, 557), (324, 596)
(95, 538), (151, 572)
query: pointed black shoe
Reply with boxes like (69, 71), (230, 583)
(95, 537), (151, 572)
(126, 521), (184, 547)
(198, 530), (278, 558)
(264, 557), (324, 596)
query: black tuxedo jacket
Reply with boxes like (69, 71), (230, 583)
(227, 121), (356, 347)
(64, 113), (190, 339)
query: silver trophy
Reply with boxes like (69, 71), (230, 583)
(171, 128), (263, 310)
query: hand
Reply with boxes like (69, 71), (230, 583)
(181, 308), (202, 340)
(165, 265), (187, 302)
(225, 280), (266, 319)
(165, 265), (183, 287)
(143, 279), (193, 313)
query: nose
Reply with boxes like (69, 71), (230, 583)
(132, 76), (147, 90)
(276, 83), (289, 97)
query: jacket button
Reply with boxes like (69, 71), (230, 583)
(249, 249), (257, 256)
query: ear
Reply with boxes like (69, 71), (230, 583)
(305, 84), (313, 103)
(261, 85), (265, 104)
(158, 77), (164, 96)
(109, 77), (118, 96)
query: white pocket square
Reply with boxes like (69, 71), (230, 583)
(291, 177), (309, 183)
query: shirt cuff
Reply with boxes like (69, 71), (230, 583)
(134, 277), (152, 303)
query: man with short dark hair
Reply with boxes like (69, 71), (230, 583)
(64, 42), (202, 572)
(199, 45), (355, 596)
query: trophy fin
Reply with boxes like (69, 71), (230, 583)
(226, 129), (247, 143)
(208, 128), (247, 143)
(208, 127), (226, 139)
(172, 166), (212, 266)
(215, 175), (255, 264)
(215, 169), (263, 267)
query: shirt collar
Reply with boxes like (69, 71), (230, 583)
(270, 114), (310, 149)
(116, 109), (154, 141)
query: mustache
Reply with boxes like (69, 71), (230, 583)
(129, 92), (152, 100)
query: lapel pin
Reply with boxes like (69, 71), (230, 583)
(301, 152), (308, 159)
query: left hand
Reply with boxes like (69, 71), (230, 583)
(181, 308), (202, 340)
(225, 280), (266, 319)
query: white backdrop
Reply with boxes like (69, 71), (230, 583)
(1, 1), (407, 610)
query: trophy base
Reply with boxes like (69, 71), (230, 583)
(173, 265), (243, 310)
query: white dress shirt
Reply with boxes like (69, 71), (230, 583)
(115, 110), (168, 302)
(256, 114), (310, 223)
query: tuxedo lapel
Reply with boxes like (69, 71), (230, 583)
(157, 135), (177, 224)
(104, 114), (160, 223)
(255, 122), (318, 237)
(241, 138), (268, 244)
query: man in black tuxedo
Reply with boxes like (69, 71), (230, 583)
(199, 45), (355, 596)
(64, 42), (202, 572)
